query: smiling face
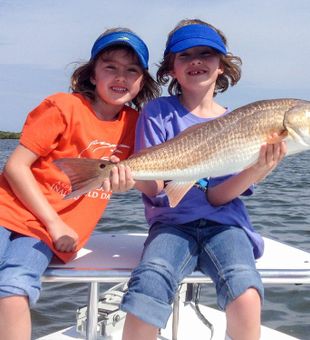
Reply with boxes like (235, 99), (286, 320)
(171, 46), (223, 93)
(91, 47), (144, 117)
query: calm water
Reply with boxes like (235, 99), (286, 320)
(1, 139), (309, 339)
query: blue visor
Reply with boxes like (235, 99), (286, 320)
(164, 24), (227, 56)
(91, 31), (149, 69)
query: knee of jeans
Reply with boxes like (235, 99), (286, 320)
(0, 280), (41, 307)
(0, 267), (42, 307)
(128, 258), (179, 303)
(216, 265), (264, 310)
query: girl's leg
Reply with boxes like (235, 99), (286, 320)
(198, 225), (263, 340)
(0, 233), (53, 340)
(121, 222), (199, 340)
(226, 288), (261, 340)
(0, 228), (29, 340)
(0, 296), (31, 340)
(122, 313), (158, 340)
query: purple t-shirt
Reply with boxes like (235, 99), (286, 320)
(135, 96), (264, 258)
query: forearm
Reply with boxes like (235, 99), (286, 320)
(134, 179), (164, 197)
(3, 160), (61, 229)
(207, 167), (259, 206)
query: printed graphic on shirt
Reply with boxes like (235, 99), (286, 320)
(79, 140), (130, 159)
(52, 139), (131, 200)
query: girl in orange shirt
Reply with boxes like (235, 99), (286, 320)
(0, 27), (159, 340)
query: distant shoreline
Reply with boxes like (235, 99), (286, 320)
(0, 131), (20, 139)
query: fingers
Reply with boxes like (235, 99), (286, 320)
(101, 165), (120, 192)
(279, 140), (287, 159)
(102, 164), (135, 193)
(123, 166), (135, 191)
(110, 155), (120, 164)
(259, 140), (287, 169)
(265, 143), (278, 167)
(112, 165), (135, 192)
(266, 142), (287, 166)
(252, 138), (287, 184)
(111, 164), (122, 190)
(117, 165), (135, 192)
(102, 155), (135, 192)
(102, 175), (112, 192)
(258, 143), (268, 165)
(55, 236), (78, 253)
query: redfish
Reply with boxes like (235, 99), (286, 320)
(54, 98), (310, 207)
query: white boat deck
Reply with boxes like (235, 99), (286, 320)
(38, 303), (300, 340)
(39, 233), (310, 340)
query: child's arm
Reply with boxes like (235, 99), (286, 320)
(207, 140), (287, 206)
(134, 180), (164, 197)
(3, 144), (78, 253)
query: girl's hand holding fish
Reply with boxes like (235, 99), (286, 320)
(252, 134), (287, 184)
(101, 155), (135, 193)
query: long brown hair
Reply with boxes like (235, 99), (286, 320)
(70, 28), (160, 110)
(157, 19), (242, 96)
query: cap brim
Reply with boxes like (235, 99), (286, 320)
(96, 41), (148, 69)
(90, 31), (149, 69)
(170, 38), (227, 55)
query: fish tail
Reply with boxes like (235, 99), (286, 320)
(53, 158), (112, 199)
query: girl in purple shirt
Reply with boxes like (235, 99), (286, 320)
(121, 19), (287, 340)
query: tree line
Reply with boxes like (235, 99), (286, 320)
(0, 131), (21, 139)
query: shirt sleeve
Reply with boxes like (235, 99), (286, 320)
(135, 101), (166, 152)
(20, 98), (67, 157)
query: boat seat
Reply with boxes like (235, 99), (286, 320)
(43, 232), (310, 284)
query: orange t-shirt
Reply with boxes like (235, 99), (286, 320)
(0, 92), (138, 262)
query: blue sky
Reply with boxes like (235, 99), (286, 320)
(0, 0), (309, 131)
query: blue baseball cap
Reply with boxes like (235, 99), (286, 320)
(91, 31), (149, 69)
(164, 24), (227, 56)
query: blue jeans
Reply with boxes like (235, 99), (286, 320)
(0, 227), (53, 307)
(121, 219), (264, 329)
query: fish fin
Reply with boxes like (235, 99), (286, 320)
(64, 179), (104, 199)
(53, 158), (111, 199)
(164, 180), (196, 208)
(267, 130), (288, 144)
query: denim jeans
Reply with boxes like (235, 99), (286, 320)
(121, 219), (264, 328)
(0, 227), (53, 307)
